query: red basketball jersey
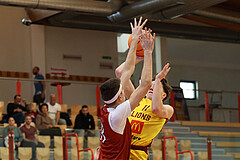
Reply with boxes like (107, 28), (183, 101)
(99, 106), (131, 160)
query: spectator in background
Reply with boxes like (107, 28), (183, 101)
(74, 105), (95, 137)
(25, 103), (37, 123)
(33, 66), (45, 105)
(36, 103), (61, 138)
(47, 94), (66, 126)
(20, 115), (44, 160)
(3, 117), (23, 159)
(7, 95), (26, 126)
(35, 103), (53, 130)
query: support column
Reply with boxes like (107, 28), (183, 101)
(30, 25), (46, 96)
(155, 36), (168, 73)
(205, 92), (210, 122)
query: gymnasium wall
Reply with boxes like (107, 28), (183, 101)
(0, 5), (239, 114)
(0, 6), (32, 107)
(166, 38), (240, 108)
(44, 26), (118, 106)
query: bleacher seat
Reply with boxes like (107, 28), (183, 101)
(151, 138), (162, 151)
(88, 137), (100, 154)
(183, 151), (195, 160)
(18, 147), (32, 160)
(167, 150), (178, 160)
(161, 129), (174, 137)
(54, 136), (63, 149)
(180, 140), (191, 151)
(55, 124), (67, 134)
(54, 147), (63, 160)
(36, 148), (50, 160)
(61, 104), (68, 113)
(165, 139), (176, 152)
(71, 148), (85, 160)
(0, 147), (9, 160)
(152, 149), (162, 160)
(71, 137), (84, 149)
(38, 135), (51, 148)
(198, 152), (208, 160)
(71, 105), (82, 115)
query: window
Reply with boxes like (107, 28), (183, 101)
(180, 80), (197, 100)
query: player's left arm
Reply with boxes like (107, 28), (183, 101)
(152, 64), (173, 119)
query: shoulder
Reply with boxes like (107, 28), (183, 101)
(7, 103), (14, 107)
(56, 103), (61, 108)
(30, 126), (37, 130)
(38, 74), (45, 79)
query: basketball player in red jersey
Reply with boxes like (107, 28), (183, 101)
(98, 17), (155, 160)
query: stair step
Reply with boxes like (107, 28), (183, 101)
(163, 126), (190, 133)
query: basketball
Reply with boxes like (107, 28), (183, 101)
(128, 32), (153, 57)
(128, 34), (144, 57)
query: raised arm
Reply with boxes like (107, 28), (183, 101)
(120, 17), (147, 91)
(128, 28), (155, 110)
(115, 57), (143, 99)
(152, 63), (174, 119)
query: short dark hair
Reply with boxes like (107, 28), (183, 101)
(25, 115), (31, 119)
(39, 103), (48, 112)
(100, 78), (121, 106)
(34, 66), (39, 71)
(82, 105), (88, 109)
(161, 79), (172, 101)
(8, 116), (15, 121)
(14, 95), (21, 99)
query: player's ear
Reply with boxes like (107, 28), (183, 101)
(162, 92), (167, 100)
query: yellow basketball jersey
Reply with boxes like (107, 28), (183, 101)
(128, 98), (166, 147)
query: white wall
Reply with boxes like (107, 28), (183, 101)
(44, 26), (118, 107)
(166, 38), (240, 108)
(0, 6), (32, 110)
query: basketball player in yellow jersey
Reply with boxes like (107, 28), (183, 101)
(116, 61), (174, 159)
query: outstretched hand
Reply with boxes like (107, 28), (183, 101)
(140, 27), (155, 52)
(130, 17), (148, 40)
(156, 63), (171, 80)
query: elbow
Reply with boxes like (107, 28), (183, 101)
(152, 108), (160, 115)
(140, 79), (152, 89)
(152, 107), (168, 118)
(115, 68), (121, 78)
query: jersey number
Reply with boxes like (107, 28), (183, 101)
(100, 123), (106, 143)
(142, 105), (150, 111)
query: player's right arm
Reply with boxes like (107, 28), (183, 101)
(120, 17), (147, 91)
(115, 56), (143, 99)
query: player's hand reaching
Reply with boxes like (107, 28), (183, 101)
(156, 63), (171, 80)
(140, 27), (155, 53)
(130, 17), (147, 41)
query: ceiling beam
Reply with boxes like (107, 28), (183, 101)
(182, 14), (240, 32)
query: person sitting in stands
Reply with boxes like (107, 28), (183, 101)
(3, 117), (23, 159)
(35, 103), (53, 130)
(25, 103), (37, 123)
(74, 105), (95, 137)
(74, 105), (95, 130)
(20, 115), (44, 160)
(35, 103), (61, 138)
(46, 94), (66, 126)
(7, 95), (27, 126)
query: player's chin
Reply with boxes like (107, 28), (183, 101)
(146, 93), (153, 100)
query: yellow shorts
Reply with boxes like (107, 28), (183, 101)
(129, 149), (148, 160)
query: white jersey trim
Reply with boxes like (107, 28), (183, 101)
(107, 100), (131, 135)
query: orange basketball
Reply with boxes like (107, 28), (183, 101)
(128, 34), (144, 57)
(128, 33), (153, 57)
